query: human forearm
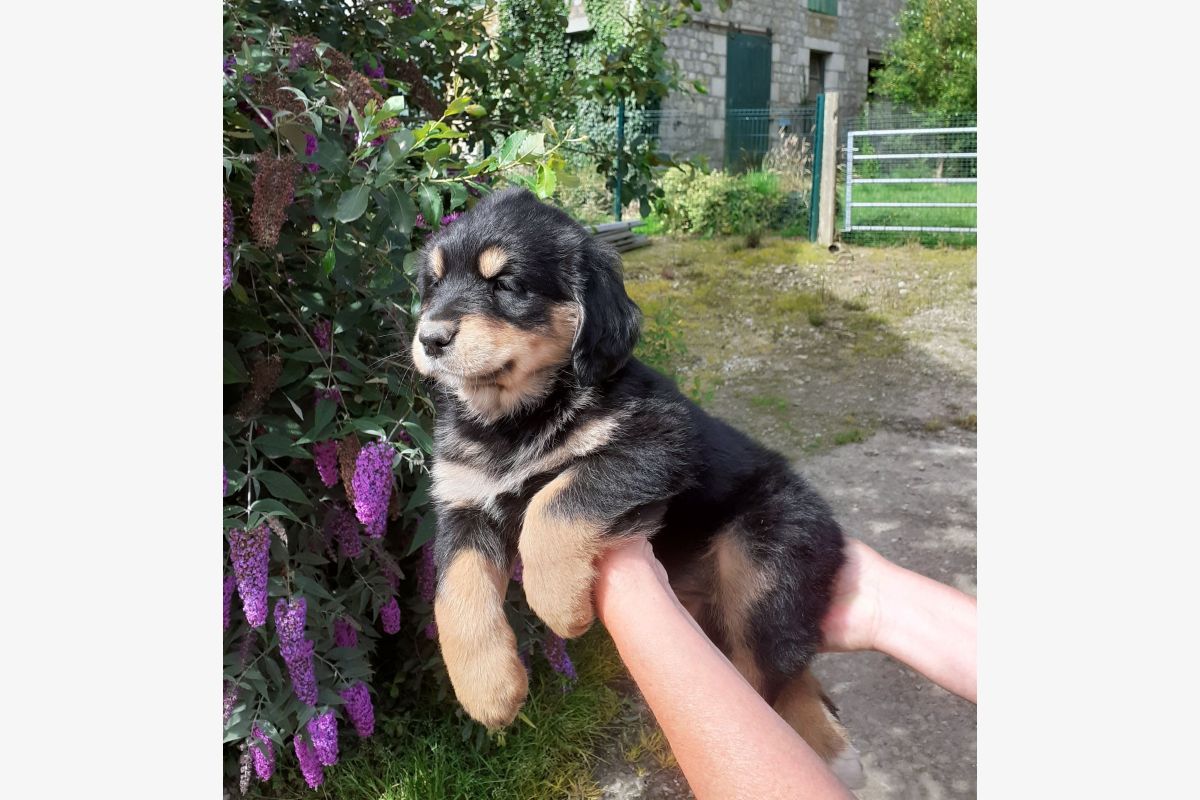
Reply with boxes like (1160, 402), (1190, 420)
(595, 544), (853, 800)
(874, 554), (977, 702)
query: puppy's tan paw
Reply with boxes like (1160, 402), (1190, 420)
(435, 549), (528, 729)
(522, 560), (596, 639)
(519, 470), (602, 639)
(445, 637), (528, 729)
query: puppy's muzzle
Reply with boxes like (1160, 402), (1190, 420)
(418, 319), (459, 358)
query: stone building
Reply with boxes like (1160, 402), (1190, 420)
(645, 0), (906, 168)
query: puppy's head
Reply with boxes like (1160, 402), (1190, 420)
(411, 187), (640, 421)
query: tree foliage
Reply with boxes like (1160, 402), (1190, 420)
(871, 0), (977, 113)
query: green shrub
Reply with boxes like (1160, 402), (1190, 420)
(654, 167), (784, 236)
(222, 3), (582, 795)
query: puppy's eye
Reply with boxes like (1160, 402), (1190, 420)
(495, 276), (523, 295)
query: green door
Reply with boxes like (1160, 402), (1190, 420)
(725, 32), (772, 172)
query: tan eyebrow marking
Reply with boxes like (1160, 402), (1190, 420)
(430, 247), (445, 280)
(477, 246), (508, 279)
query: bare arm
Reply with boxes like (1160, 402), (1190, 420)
(821, 538), (977, 703)
(594, 538), (854, 800)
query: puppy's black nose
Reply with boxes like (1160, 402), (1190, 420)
(419, 321), (458, 357)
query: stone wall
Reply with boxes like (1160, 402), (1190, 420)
(654, 0), (904, 168)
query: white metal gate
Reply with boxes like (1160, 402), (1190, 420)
(843, 126), (977, 234)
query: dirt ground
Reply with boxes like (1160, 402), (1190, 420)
(589, 236), (977, 799)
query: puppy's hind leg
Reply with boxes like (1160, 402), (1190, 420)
(774, 669), (865, 790)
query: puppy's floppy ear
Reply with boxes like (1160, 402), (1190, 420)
(571, 241), (642, 387)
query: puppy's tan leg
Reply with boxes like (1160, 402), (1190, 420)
(774, 669), (865, 790)
(519, 470), (604, 639)
(434, 549), (528, 729)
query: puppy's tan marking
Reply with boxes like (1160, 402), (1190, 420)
(477, 246), (508, 279)
(519, 470), (604, 638)
(434, 549), (527, 729)
(430, 246), (445, 280)
(774, 670), (863, 788)
(452, 304), (579, 422)
(710, 528), (774, 693)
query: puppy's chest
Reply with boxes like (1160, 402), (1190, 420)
(429, 412), (623, 520)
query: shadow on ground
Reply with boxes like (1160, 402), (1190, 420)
(588, 236), (977, 799)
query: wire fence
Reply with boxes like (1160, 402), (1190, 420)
(642, 105), (820, 173)
(839, 107), (978, 245)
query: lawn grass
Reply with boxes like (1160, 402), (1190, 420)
(838, 181), (976, 247)
(251, 630), (627, 800)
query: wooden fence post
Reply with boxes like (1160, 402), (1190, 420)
(818, 91), (839, 247)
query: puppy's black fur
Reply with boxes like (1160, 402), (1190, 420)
(412, 188), (850, 759)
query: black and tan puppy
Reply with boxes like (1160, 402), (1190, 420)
(411, 187), (863, 786)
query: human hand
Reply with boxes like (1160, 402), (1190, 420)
(594, 536), (673, 617)
(820, 538), (887, 652)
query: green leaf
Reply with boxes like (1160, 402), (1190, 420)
(248, 498), (301, 523)
(336, 185), (371, 223)
(445, 96), (472, 116)
(402, 421), (433, 453)
(448, 182), (468, 211)
(255, 470), (310, 505)
(422, 141), (452, 165)
(321, 248), (336, 275)
(496, 131), (527, 164)
(405, 510), (437, 556)
(254, 432), (302, 459)
(518, 132), (545, 158)
(224, 342), (249, 384)
(386, 129), (415, 160)
(417, 185), (443, 228)
(293, 572), (336, 601)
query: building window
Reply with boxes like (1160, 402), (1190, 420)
(808, 0), (838, 16)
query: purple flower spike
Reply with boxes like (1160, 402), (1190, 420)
(543, 633), (578, 682)
(423, 621), (438, 640)
(340, 682), (375, 737)
(380, 596), (401, 634)
(223, 196), (234, 291)
(510, 556), (523, 585)
(333, 617), (358, 648)
(351, 442), (394, 537)
(228, 526), (270, 627)
(251, 724), (275, 781)
(223, 54), (237, 75)
(440, 212), (462, 227)
(275, 596), (307, 643)
(389, 1), (415, 18)
(275, 598), (319, 706)
(304, 133), (319, 157)
(313, 440), (338, 487)
(288, 36), (318, 71)
(329, 506), (362, 559)
(312, 318), (332, 350)
(223, 573), (236, 630)
(307, 711), (340, 766)
(418, 543), (437, 602)
(363, 61), (386, 79)
(223, 680), (239, 724)
(294, 735), (324, 789)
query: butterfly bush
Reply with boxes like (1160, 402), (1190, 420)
(223, 2), (591, 793)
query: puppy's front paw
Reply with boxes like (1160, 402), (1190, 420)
(521, 553), (597, 639)
(435, 549), (528, 729)
(444, 634), (528, 729)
